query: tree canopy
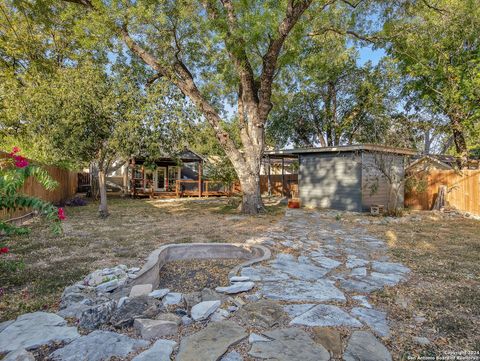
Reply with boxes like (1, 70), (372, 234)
(0, 0), (479, 215)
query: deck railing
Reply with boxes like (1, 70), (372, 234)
(175, 180), (233, 197)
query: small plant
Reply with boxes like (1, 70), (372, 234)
(0, 147), (65, 235)
(335, 213), (342, 221)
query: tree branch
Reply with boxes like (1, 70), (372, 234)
(421, 0), (449, 15)
(202, 1), (258, 106)
(62, 0), (93, 8)
(258, 0), (322, 122)
(308, 28), (378, 44)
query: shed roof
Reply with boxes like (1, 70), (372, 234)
(265, 144), (416, 157)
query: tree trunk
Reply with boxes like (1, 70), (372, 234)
(98, 169), (109, 218)
(238, 169), (263, 214)
(449, 114), (468, 168)
(89, 162), (99, 200)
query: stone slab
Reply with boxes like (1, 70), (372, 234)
(230, 276), (250, 282)
(346, 257), (369, 269)
(240, 266), (290, 282)
(149, 289), (170, 299)
(163, 292), (183, 306)
(130, 284), (153, 297)
(216, 282), (254, 294)
(261, 279), (346, 302)
(191, 300), (221, 321)
(351, 307), (390, 337)
(49, 330), (149, 361)
(248, 327), (329, 361)
(339, 278), (382, 293)
(0, 312), (80, 354)
(132, 339), (176, 361)
(249, 333), (271, 343)
(310, 254), (342, 269)
(236, 300), (287, 328)
(221, 351), (243, 361)
(176, 320), (246, 361)
(134, 318), (178, 339)
(290, 304), (362, 327)
(371, 261), (410, 275)
(352, 295), (372, 309)
(344, 331), (392, 361)
(283, 304), (317, 318)
(270, 254), (330, 280)
(3, 349), (35, 361)
(350, 267), (367, 277)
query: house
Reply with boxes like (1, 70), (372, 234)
(407, 155), (455, 172)
(266, 144), (416, 211)
(113, 149), (232, 198)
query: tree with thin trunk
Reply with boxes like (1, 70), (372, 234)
(61, 0), (363, 214)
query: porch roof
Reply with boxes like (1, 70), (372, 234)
(132, 148), (204, 165)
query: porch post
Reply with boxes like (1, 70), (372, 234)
(198, 161), (203, 197)
(165, 166), (169, 192)
(281, 157), (285, 198)
(131, 158), (136, 197)
(267, 156), (272, 196)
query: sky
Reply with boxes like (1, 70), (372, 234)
(357, 45), (386, 66)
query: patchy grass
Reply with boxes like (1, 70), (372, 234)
(356, 213), (480, 357)
(0, 196), (283, 321)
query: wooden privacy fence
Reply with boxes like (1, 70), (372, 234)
(405, 170), (480, 216)
(0, 161), (78, 220)
(260, 174), (298, 197)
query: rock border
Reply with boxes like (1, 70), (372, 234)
(114, 243), (271, 298)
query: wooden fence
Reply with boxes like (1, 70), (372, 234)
(405, 170), (480, 215)
(260, 174), (298, 196)
(1, 160), (78, 221)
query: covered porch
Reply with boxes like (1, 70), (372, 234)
(128, 149), (233, 198)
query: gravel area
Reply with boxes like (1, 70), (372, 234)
(158, 259), (244, 293)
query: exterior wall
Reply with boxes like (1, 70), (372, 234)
(361, 152), (406, 210)
(299, 152), (363, 211)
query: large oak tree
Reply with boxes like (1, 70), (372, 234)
(61, 0), (365, 214)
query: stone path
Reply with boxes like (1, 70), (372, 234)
(236, 209), (410, 359)
(0, 209), (411, 361)
(243, 209), (409, 327)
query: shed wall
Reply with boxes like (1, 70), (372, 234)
(361, 152), (406, 210)
(299, 152), (362, 211)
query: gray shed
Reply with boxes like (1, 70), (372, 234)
(267, 144), (416, 211)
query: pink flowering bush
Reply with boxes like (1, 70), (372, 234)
(0, 147), (64, 235)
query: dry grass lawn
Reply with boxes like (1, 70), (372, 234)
(0, 196), (283, 321)
(353, 212), (480, 358)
